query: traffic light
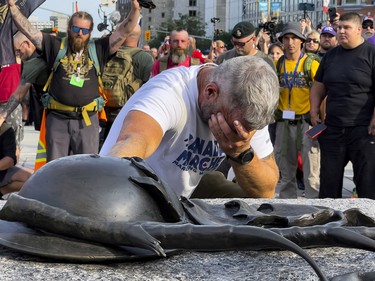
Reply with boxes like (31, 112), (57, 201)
(145, 30), (151, 41)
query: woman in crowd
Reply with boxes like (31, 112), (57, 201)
(304, 30), (320, 54)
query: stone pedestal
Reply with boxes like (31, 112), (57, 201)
(0, 198), (374, 280)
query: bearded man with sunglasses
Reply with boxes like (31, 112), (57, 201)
(361, 16), (374, 40)
(215, 21), (274, 70)
(6, 0), (141, 162)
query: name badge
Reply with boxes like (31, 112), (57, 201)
(70, 74), (84, 87)
(282, 110), (295, 120)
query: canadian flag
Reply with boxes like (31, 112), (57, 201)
(323, 0), (330, 14)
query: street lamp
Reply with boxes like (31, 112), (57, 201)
(210, 17), (220, 41)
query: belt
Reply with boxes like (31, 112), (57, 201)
(47, 99), (98, 126)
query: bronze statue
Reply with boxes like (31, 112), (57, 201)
(0, 155), (374, 280)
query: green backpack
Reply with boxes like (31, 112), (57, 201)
(101, 47), (143, 108)
(276, 52), (321, 87)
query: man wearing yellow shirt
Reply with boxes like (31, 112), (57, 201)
(274, 22), (320, 198)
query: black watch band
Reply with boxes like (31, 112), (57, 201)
(226, 147), (254, 165)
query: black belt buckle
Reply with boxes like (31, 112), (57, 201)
(288, 120), (298, 126)
(138, 0), (156, 9)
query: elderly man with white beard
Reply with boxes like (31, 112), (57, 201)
(151, 28), (201, 77)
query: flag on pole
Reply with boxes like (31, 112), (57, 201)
(0, 0), (46, 66)
(323, 0), (329, 14)
(75, 1), (79, 12)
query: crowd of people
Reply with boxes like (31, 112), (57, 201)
(0, 0), (374, 201)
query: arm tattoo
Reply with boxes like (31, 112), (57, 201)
(10, 6), (43, 49)
(0, 96), (21, 119)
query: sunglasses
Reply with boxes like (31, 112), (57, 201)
(231, 36), (254, 47)
(306, 38), (320, 44)
(362, 23), (374, 29)
(71, 26), (90, 35)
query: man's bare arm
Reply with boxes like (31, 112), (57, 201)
(7, 0), (43, 49)
(108, 110), (163, 159)
(108, 0), (141, 54)
(310, 81), (326, 126)
(231, 153), (279, 198)
(0, 83), (32, 127)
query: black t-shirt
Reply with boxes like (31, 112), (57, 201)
(315, 41), (375, 127)
(42, 34), (109, 107)
(0, 125), (16, 182)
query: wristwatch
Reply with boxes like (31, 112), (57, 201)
(226, 147), (254, 165)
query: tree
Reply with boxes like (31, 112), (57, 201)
(149, 13), (210, 51)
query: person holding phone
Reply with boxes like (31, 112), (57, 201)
(274, 22), (321, 199)
(310, 12), (375, 199)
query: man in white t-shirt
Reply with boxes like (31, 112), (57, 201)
(100, 56), (279, 198)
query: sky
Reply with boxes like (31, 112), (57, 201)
(32, 0), (117, 37)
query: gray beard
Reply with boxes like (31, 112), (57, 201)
(171, 53), (187, 64)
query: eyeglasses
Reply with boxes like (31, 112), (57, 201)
(231, 36), (254, 47)
(15, 41), (26, 56)
(71, 26), (90, 35)
(306, 38), (320, 44)
(362, 23), (374, 29)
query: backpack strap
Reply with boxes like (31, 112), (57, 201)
(159, 55), (169, 72)
(303, 53), (321, 88)
(275, 55), (285, 79)
(43, 37), (68, 92)
(190, 57), (200, 66)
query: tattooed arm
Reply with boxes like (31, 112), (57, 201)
(0, 84), (32, 127)
(7, 0), (43, 50)
(108, 0), (141, 55)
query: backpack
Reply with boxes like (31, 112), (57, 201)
(276, 52), (321, 88)
(159, 55), (200, 72)
(101, 47), (143, 108)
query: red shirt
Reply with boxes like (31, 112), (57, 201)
(0, 64), (21, 103)
(151, 55), (192, 77)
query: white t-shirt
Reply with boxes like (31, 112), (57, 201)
(100, 65), (273, 198)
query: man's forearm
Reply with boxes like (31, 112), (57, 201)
(8, 3), (42, 49)
(0, 83), (31, 120)
(231, 153), (279, 198)
(109, 2), (141, 52)
(0, 96), (21, 120)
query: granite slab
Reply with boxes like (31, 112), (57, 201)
(0, 198), (374, 281)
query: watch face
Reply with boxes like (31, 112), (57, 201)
(241, 149), (254, 164)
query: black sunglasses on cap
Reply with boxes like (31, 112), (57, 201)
(71, 26), (90, 35)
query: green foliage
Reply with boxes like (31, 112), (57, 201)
(148, 13), (209, 51)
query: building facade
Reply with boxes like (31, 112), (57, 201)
(116, 0), (375, 42)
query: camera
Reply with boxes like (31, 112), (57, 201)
(259, 21), (276, 33)
(258, 21), (277, 42)
(328, 7), (337, 24)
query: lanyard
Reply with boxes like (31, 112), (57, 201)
(283, 52), (303, 108)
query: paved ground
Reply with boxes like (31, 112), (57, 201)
(19, 125), (355, 198)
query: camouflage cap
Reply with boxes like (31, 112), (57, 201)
(232, 21), (256, 39)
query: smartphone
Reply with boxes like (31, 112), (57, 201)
(305, 123), (327, 139)
(328, 7), (337, 24)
